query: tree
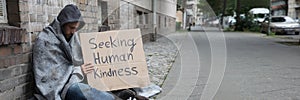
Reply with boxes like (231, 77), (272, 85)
(197, 0), (217, 17)
(177, 0), (186, 12)
(206, 0), (223, 15)
(202, 0), (270, 16)
(235, 0), (243, 31)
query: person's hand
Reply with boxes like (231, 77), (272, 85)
(81, 63), (94, 75)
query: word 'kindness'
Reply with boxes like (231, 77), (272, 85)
(93, 67), (138, 79)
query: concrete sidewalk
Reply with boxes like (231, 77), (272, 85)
(155, 27), (227, 100)
(155, 32), (202, 100)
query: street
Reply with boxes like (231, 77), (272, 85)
(214, 32), (300, 100)
(156, 26), (300, 100)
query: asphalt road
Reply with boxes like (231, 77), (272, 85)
(157, 27), (300, 100)
(213, 32), (300, 100)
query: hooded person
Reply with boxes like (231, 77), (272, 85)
(32, 4), (115, 100)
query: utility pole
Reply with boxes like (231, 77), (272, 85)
(182, 0), (187, 29)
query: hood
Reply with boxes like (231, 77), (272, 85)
(249, 8), (269, 14)
(57, 4), (85, 31)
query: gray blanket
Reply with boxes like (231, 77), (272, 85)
(32, 4), (85, 100)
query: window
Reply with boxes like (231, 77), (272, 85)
(272, 1), (286, 6)
(158, 16), (161, 28)
(0, 0), (7, 23)
(100, 1), (108, 25)
(165, 17), (167, 27)
(137, 11), (143, 24)
(144, 12), (148, 24)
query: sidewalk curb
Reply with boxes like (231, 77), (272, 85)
(158, 32), (188, 87)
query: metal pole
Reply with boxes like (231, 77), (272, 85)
(153, 0), (157, 28)
(152, 0), (157, 41)
(183, 0), (187, 29)
(183, 10), (187, 29)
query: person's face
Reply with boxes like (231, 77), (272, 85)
(63, 22), (80, 39)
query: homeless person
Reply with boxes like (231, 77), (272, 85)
(32, 4), (115, 100)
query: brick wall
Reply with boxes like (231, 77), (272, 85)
(19, 0), (99, 34)
(0, 27), (33, 99)
(119, 1), (135, 30)
(107, 0), (121, 30)
(0, 0), (100, 99)
(0, 0), (175, 99)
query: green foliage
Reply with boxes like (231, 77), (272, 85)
(226, 14), (262, 32)
(201, 0), (270, 16)
(176, 22), (182, 30)
(197, 0), (216, 17)
(269, 32), (276, 36)
(249, 25), (261, 32)
(177, 0), (184, 11)
(241, 15), (261, 32)
(205, 0), (223, 14)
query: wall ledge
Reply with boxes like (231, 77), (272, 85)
(0, 26), (27, 46)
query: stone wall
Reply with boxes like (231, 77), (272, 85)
(107, 0), (120, 30)
(119, 1), (135, 30)
(19, 0), (99, 34)
(108, 0), (176, 42)
(156, 13), (176, 36)
(119, 1), (154, 42)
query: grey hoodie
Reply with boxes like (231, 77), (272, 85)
(33, 4), (85, 100)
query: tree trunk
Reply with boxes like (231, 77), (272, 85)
(221, 0), (227, 29)
(235, 0), (243, 31)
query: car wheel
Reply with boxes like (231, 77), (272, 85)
(295, 32), (299, 35)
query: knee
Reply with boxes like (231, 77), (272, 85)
(65, 83), (86, 100)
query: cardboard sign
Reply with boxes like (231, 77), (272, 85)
(79, 29), (150, 91)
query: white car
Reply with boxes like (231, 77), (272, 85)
(249, 8), (269, 23)
(261, 16), (300, 35)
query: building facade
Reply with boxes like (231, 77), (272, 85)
(176, 0), (199, 29)
(185, 0), (198, 28)
(288, 0), (300, 19)
(271, 0), (288, 16)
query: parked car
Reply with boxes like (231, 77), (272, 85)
(249, 8), (270, 23)
(261, 16), (300, 35)
(224, 14), (246, 28)
(208, 19), (219, 27)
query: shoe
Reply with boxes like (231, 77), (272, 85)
(114, 89), (136, 100)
